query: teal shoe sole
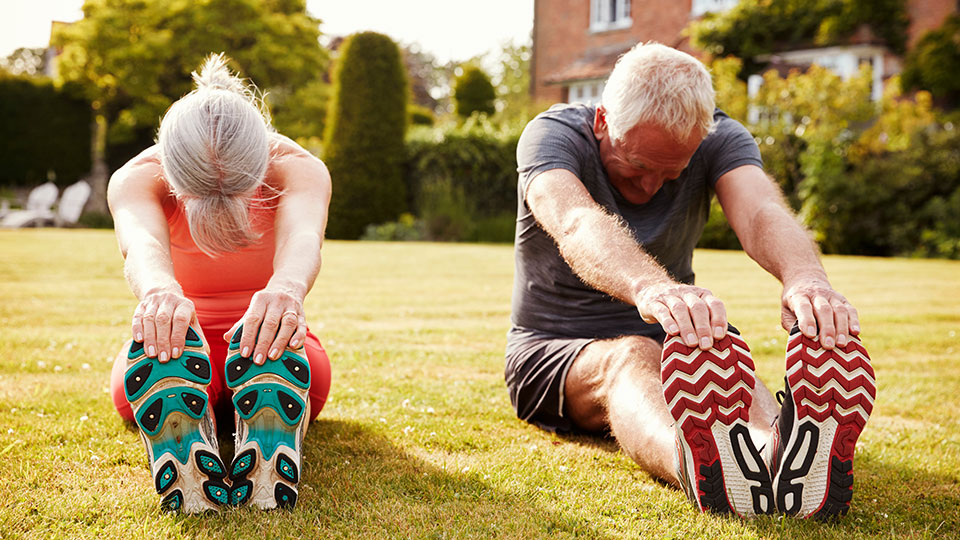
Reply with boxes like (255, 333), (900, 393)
(124, 327), (228, 513)
(225, 325), (310, 509)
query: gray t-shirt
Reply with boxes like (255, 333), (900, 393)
(510, 104), (762, 340)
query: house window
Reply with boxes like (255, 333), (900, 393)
(691, 0), (739, 17)
(568, 80), (605, 105)
(590, 0), (631, 32)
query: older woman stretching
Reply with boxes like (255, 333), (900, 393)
(108, 54), (332, 513)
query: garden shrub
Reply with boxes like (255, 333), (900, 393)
(408, 104), (435, 126)
(0, 76), (91, 187)
(453, 66), (496, 118)
(901, 14), (960, 109)
(323, 32), (408, 239)
(704, 57), (960, 258)
(404, 119), (520, 242)
(361, 213), (424, 241)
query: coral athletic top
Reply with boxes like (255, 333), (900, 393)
(161, 190), (277, 324)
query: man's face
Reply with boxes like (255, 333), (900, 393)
(594, 108), (704, 205)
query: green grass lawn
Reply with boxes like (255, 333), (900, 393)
(1, 229), (958, 539)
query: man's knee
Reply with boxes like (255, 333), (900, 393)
(595, 335), (661, 388)
(564, 335), (662, 427)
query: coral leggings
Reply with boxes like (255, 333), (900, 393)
(110, 313), (331, 423)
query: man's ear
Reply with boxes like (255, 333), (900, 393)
(593, 106), (607, 140)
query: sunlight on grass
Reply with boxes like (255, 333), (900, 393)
(1, 230), (958, 538)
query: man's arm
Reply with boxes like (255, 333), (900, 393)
(526, 169), (727, 350)
(715, 164), (859, 349)
(108, 149), (200, 362)
(225, 138), (332, 364)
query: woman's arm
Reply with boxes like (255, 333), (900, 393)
(108, 148), (201, 362)
(225, 138), (332, 365)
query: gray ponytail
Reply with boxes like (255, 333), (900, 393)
(158, 53), (273, 256)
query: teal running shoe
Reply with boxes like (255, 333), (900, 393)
(225, 325), (311, 509)
(124, 327), (229, 513)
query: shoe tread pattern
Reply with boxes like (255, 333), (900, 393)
(125, 326), (225, 513)
(225, 324), (310, 510)
(778, 327), (876, 520)
(662, 332), (774, 517)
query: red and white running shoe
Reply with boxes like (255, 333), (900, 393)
(768, 324), (876, 519)
(662, 329), (775, 517)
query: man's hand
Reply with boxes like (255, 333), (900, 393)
(781, 278), (860, 350)
(635, 282), (728, 350)
(224, 288), (307, 365)
(132, 287), (204, 362)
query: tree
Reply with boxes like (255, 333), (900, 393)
(402, 44), (441, 112)
(323, 32), (408, 239)
(901, 14), (960, 109)
(689, 0), (909, 71)
(0, 48), (48, 77)
(452, 65), (495, 118)
(491, 40), (535, 124)
(52, 0), (329, 211)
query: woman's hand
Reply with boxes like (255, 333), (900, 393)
(132, 286), (205, 362)
(224, 288), (307, 365)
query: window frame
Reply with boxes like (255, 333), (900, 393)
(589, 0), (632, 33)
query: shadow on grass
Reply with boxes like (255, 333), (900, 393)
(168, 419), (610, 538)
(554, 427), (959, 537)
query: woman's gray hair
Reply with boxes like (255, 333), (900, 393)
(157, 53), (273, 256)
(601, 42), (716, 143)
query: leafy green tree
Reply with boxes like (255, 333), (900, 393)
(323, 32), (408, 239)
(52, 0), (328, 211)
(268, 80), (331, 141)
(901, 14), (960, 109)
(0, 48), (48, 77)
(402, 44), (441, 112)
(491, 40), (538, 125)
(453, 65), (495, 118)
(690, 0), (909, 71)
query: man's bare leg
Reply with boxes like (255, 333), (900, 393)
(563, 335), (779, 487)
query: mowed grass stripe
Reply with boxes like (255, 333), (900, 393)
(1, 229), (958, 539)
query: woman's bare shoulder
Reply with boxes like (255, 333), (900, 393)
(266, 133), (329, 188)
(268, 132), (316, 159)
(108, 145), (168, 201)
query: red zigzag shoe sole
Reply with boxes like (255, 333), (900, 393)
(662, 332), (774, 517)
(774, 331), (876, 519)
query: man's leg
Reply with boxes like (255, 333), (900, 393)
(563, 335), (779, 487)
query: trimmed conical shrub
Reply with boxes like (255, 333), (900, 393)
(323, 32), (408, 239)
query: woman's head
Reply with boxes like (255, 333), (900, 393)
(157, 53), (273, 255)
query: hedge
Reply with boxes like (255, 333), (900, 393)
(402, 121), (520, 242)
(0, 76), (91, 187)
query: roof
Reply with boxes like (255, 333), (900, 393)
(544, 46), (632, 85)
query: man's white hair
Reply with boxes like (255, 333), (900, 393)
(601, 42), (716, 143)
(157, 53), (273, 256)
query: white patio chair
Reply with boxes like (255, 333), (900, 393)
(55, 180), (92, 226)
(0, 182), (59, 228)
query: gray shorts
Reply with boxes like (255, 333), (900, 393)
(504, 325), (665, 434)
(504, 324), (740, 434)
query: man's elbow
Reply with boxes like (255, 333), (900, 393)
(558, 207), (593, 241)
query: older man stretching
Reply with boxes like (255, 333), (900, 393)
(504, 43), (875, 519)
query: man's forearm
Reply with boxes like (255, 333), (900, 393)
(739, 201), (828, 287)
(556, 206), (673, 305)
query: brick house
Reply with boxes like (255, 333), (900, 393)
(531, 0), (959, 105)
